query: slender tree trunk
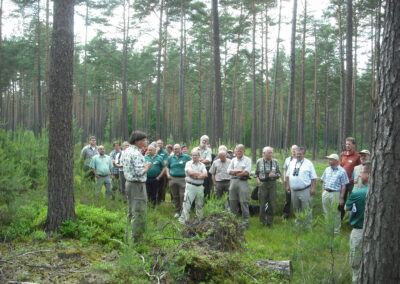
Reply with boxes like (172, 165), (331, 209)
(34, 0), (42, 137)
(155, 0), (164, 138)
(212, 0), (223, 145)
(352, 19), (358, 138)
(43, 0), (50, 127)
(46, 0), (75, 232)
(81, 1), (89, 144)
(324, 69), (329, 155)
(197, 44), (203, 137)
(312, 31), (318, 160)
(264, 4), (270, 146)
(344, 0), (353, 138)
(0, 0), (4, 122)
(179, 0), (185, 141)
(361, 1), (400, 281)
(121, 0), (130, 138)
(269, 0), (282, 146)
(251, 0), (257, 162)
(161, 7), (168, 140)
(337, 2), (345, 151)
(284, 0), (297, 149)
(298, 0), (306, 146)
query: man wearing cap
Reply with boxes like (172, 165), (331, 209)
(121, 131), (153, 242)
(90, 145), (113, 198)
(178, 149), (208, 224)
(321, 154), (349, 233)
(282, 145), (298, 219)
(193, 135), (213, 199)
(209, 150), (232, 199)
(346, 162), (370, 283)
(285, 146), (317, 226)
(255, 146), (283, 227)
(228, 144), (252, 229)
(167, 144), (192, 218)
(353, 150), (370, 190)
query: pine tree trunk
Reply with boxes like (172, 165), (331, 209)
(284, 0), (297, 149)
(298, 0), (306, 146)
(179, 0), (185, 142)
(361, 1), (400, 281)
(34, 0), (42, 137)
(156, 0), (164, 138)
(337, 2), (345, 151)
(268, 0), (282, 146)
(344, 0), (353, 138)
(251, 0), (257, 162)
(81, 1), (89, 144)
(121, 0), (130, 139)
(46, 0), (75, 232)
(0, 0), (3, 122)
(212, 0), (223, 145)
(264, 4), (270, 146)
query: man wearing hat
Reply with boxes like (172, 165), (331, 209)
(121, 131), (153, 242)
(353, 150), (370, 190)
(321, 153), (349, 233)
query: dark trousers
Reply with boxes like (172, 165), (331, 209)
(159, 175), (168, 202)
(203, 172), (212, 199)
(119, 171), (126, 197)
(282, 190), (291, 219)
(146, 178), (160, 206)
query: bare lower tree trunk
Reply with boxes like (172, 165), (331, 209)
(268, 0), (282, 146)
(155, 0), (164, 138)
(361, 1), (400, 281)
(212, 0), (223, 145)
(284, 0), (297, 149)
(178, 0), (185, 141)
(251, 0), (257, 162)
(298, 0), (307, 146)
(0, 0), (3, 122)
(121, 0), (130, 139)
(337, 2), (345, 151)
(46, 0), (75, 232)
(344, 0), (353, 138)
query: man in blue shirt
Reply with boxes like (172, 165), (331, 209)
(321, 153), (349, 233)
(90, 145), (113, 198)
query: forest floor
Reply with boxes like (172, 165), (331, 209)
(0, 158), (353, 283)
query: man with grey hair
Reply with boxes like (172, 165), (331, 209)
(285, 146), (317, 226)
(193, 135), (213, 199)
(209, 150), (232, 199)
(179, 149), (208, 224)
(145, 143), (166, 206)
(282, 144), (298, 218)
(167, 144), (192, 218)
(255, 146), (282, 226)
(228, 144), (252, 229)
(90, 145), (113, 198)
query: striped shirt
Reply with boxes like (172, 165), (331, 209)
(321, 165), (349, 191)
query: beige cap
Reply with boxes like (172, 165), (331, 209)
(359, 149), (371, 155)
(325, 154), (339, 161)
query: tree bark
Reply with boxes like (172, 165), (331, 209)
(121, 0), (130, 139)
(179, 0), (185, 142)
(361, 1), (400, 282)
(298, 0), (306, 146)
(0, 0), (4, 123)
(344, 0), (353, 138)
(284, 0), (297, 149)
(155, 0), (164, 138)
(46, 0), (75, 232)
(212, 0), (223, 145)
(251, 0), (257, 162)
(268, 0), (282, 146)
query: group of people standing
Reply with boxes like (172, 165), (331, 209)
(81, 132), (370, 283)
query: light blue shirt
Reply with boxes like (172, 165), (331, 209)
(286, 158), (317, 190)
(89, 154), (113, 176)
(321, 165), (349, 191)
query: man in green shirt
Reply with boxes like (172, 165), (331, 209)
(167, 144), (192, 218)
(346, 162), (370, 284)
(156, 139), (169, 202)
(145, 144), (166, 206)
(90, 145), (113, 198)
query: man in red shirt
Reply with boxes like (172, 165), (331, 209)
(339, 137), (361, 219)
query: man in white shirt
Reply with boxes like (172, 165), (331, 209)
(285, 146), (317, 226)
(282, 145), (298, 218)
(227, 144), (252, 229)
(179, 149), (208, 224)
(209, 150), (231, 199)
